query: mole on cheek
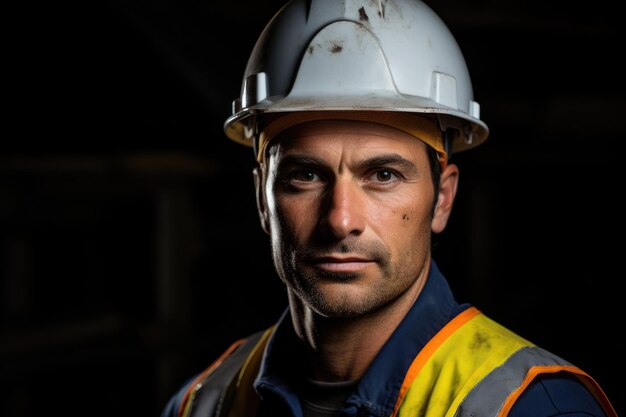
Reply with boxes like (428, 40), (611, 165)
(402, 213), (409, 221)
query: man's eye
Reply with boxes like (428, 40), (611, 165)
(371, 169), (398, 182)
(289, 170), (319, 182)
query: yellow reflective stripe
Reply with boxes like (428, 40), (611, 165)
(396, 309), (534, 417)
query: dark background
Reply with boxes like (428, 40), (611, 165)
(1, 0), (624, 416)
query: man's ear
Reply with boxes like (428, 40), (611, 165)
(253, 166), (270, 234)
(431, 163), (459, 234)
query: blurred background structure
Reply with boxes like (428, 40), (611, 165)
(1, 1), (624, 416)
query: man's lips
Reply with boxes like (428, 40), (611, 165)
(306, 256), (375, 273)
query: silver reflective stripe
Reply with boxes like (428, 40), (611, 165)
(454, 346), (573, 417)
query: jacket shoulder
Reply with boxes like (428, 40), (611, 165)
(510, 373), (611, 417)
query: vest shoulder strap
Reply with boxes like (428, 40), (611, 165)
(180, 328), (272, 417)
(392, 307), (616, 417)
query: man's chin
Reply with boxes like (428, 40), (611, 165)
(303, 287), (374, 319)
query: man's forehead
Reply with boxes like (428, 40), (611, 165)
(257, 112), (445, 167)
(267, 120), (428, 162)
(277, 119), (416, 139)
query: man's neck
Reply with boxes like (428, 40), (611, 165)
(288, 271), (428, 382)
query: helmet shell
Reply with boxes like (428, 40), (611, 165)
(224, 0), (488, 155)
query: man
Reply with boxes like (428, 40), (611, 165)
(161, 0), (618, 416)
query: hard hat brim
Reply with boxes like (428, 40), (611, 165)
(224, 94), (489, 155)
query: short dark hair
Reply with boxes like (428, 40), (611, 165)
(426, 145), (442, 217)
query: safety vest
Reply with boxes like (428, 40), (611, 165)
(178, 307), (617, 417)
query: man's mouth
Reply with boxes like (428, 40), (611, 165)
(307, 256), (374, 273)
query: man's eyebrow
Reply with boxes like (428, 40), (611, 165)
(277, 154), (324, 167)
(356, 154), (418, 174)
(275, 153), (419, 174)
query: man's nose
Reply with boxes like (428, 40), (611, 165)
(318, 178), (366, 239)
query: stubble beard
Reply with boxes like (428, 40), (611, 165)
(275, 240), (420, 319)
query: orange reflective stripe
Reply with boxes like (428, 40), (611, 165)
(389, 307), (481, 417)
(178, 337), (248, 417)
(497, 365), (618, 417)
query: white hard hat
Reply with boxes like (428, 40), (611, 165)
(224, 0), (489, 160)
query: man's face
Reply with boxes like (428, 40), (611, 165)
(257, 119), (441, 319)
